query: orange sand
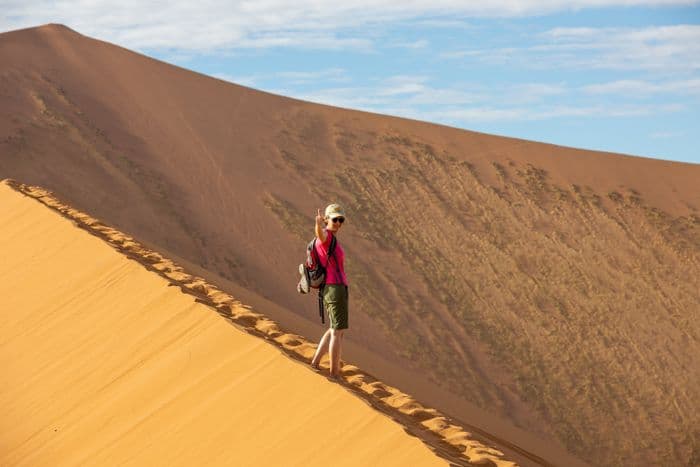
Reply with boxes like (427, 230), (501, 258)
(0, 180), (454, 466)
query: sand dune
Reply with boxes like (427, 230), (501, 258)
(0, 179), (521, 466)
(2, 24), (699, 467)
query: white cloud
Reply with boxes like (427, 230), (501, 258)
(387, 39), (430, 49)
(266, 72), (685, 125)
(582, 79), (700, 96)
(236, 34), (374, 51)
(376, 75), (430, 96)
(444, 25), (700, 71)
(274, 68), (349, 84)
(428, 103), (672, 122)
(591, 27), (698, 71)
(508, 83), (569, 104)
(166, 61), (695, 126)
(2, 1), (698, 52)
(213, 68), (350, 88)
(378, 83), (428, 96)
(401, 87), (487, 105)
(540, 25), (700, 70)
(409, 18), (473, 29)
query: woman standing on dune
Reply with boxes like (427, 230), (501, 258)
(310, 203), (349, 379)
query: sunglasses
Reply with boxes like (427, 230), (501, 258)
(331, 217), (345, 224)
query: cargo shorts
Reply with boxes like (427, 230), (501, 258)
(324, 285), (349, 330)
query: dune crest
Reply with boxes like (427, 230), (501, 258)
(0, 178), (519, 466)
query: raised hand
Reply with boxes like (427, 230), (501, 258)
(315, 208), (327, 241)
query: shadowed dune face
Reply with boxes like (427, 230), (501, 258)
(1, 24), (699, 467)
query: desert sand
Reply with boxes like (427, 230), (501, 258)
(1, 24), (698, 467)
(0, 179), (520, 466)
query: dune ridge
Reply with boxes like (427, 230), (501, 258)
(1, 178), (521, 467)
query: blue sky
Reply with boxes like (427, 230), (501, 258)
(3, 1), (699, 163)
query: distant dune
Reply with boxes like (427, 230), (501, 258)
(1, 24), (698, 467)
(0, 179), (521, 466)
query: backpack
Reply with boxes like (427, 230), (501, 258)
(297, 234), (337, 323)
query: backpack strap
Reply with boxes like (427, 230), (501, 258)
(327, 234), (339, 274)
(328, 234), (337, 258)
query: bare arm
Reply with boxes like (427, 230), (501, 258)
(315, 208), (327, 243)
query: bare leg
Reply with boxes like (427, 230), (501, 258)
(336, 331), (345, 373)
(329, 329), (344, 377)
(311, 328), (332, 368)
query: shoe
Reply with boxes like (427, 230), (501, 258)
(298, 263), (310, 294)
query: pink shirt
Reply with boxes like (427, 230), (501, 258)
(315, 230), (347, 285)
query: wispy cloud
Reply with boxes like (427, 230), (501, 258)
(236, 34), (373, 51)
(539, 25), (700, 71)
(582, 79), (700, 96)
(2, 1), (698, 52)
(408, 18), (473, 29)
(213, 68), (350, 88)
(273, 68), (349, 84)
(424, 103), (681, 123)
(288, 75), (493, 108)
(443, 25), (700, 72)
(266, 72), (686, 125)
(376, 75), (430, 96)
(387, 39), (430, 49)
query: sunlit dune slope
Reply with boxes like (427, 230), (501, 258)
(0, 180), (457, 466)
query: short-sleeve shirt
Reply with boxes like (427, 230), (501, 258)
(314, 229), (347, 286)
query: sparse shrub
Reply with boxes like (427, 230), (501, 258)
(608, 191), (623, 203)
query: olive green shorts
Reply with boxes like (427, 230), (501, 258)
(324, 285), (349, 330)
